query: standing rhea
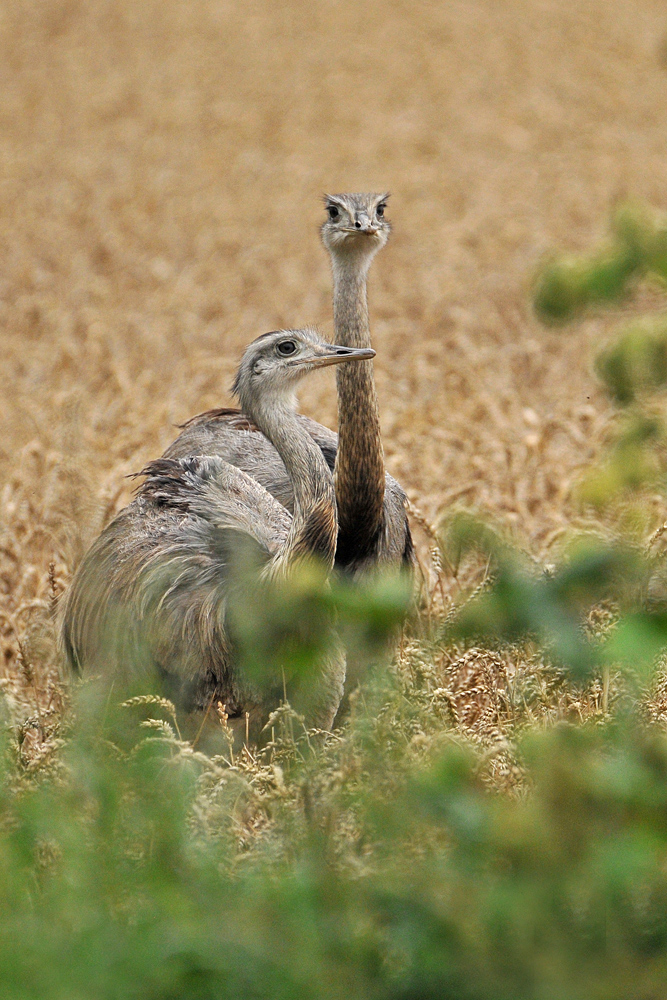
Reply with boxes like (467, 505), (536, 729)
(61, 329), (374, 729)
(164, 193), (413, 576)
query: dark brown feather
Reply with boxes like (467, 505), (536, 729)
(178, 407), (259, 432)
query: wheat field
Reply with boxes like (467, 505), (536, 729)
(2, 0), (667, 723)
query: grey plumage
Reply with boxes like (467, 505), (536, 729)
(163, 194), (414, 576)
(61, 329), (374, 728)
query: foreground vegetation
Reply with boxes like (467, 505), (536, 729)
(3, 670), (667, 1000)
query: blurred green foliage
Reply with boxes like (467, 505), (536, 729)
(597, 324), (667, 405)
(532, 203), (667, 506)
(534, 202), (667, 324)
(444, 201), (667, 684)
(5, 684), (667, 998)
(228, 562), (412, 690)
(533, 203), (667, 566)
(439, 513), (648, 678)
(577, 412), (665, 510)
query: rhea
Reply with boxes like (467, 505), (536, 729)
(60, 329), (374, 729)
(164, 193), (413, 576)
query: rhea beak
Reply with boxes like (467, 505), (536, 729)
(339, 221), (380, 236)
(354, 215), (379, 235)
(289, 345), (376, 369)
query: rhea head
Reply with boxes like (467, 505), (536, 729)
(232, 327), (375, 423)
(320, 193), (390, 263)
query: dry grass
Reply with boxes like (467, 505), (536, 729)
(4, 0), (667, 748)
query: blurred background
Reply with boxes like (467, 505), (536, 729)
(3, 0), (667, 631)
(6, 7), (667, 995)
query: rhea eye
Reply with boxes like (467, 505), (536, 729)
(277, 340), (297, 356)
(376, 203), (386, 218)
(327, 205), (339, 220)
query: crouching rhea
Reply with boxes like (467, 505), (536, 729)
(60, 329), (375, 735)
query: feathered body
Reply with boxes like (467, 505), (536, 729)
(61, 330), (373, 727)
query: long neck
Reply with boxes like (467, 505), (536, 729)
(331, 258), (386, 560)
(254, 401), (338, 575)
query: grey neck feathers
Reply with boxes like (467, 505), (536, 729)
(331, 259), (386, 554)
(251, 399), (338, 574)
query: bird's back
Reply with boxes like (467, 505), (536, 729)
(61, 453), (346, 727)
(61, 455), (291, 712)
(163, 410), (414, 574)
